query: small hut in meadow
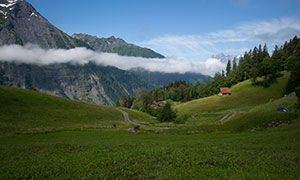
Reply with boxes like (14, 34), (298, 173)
(219, 88), (231, 96)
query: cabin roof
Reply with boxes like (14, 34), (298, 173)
(220, 88), (230, 94)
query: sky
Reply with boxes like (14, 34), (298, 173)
(26, 0), (300, 62)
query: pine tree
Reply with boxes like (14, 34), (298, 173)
(262, 44), (269, 59)
(226, 60), (231, 77)
(222, 70), (225, 77)
(232, 58), (237, 71)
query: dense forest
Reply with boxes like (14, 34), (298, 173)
(118, 36), (300, 121)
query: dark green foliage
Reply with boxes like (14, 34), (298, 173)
(295, 87), (300, 110)
(230, 36), (300, 92)
(232, 58), (237, 71)
(174, 114), (188, 124)
(226, 60), (231, 77)
(134, 125), (140, 131)
(157, 103), (176, 122)
(133, 89), (153, 112)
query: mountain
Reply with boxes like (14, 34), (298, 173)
(72, 33), (165, 59)
(0, 0), (91, 49)
(0, 0), (153, 105)
(0, 0), (206, 105)
(0, 62), (151, 105)
(212, 53), (241, 64)
(130, 68), (209, 87)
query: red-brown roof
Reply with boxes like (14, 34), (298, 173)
(220, 88), (230, 94)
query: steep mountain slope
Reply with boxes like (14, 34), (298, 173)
(0, 62), (152, 105)
(0, 0), (90, 49)
(72, 33), (165, 58)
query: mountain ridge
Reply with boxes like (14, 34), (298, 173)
(72, 33), (165, 59)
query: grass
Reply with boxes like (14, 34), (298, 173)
(251, 93), (297, 112)
(0, 85), (128, 133)
(0, 120), (300, 179)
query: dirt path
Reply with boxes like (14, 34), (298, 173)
(117, 109), (175, 129)
(218, 112), (237, 122)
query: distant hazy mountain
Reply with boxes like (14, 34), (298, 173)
(212, 53), (241, 64)
(130, 68), (209, 87)
(72, 33), (165, 59)
(0, 0), (91, 49)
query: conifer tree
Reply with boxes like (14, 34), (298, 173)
(226, 60), (231, 77)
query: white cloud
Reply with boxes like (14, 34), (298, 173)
(0, 44), (224, 76)
(139, 16), (300, 61)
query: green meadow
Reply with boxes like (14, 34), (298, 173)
(0, 72), (300, 179)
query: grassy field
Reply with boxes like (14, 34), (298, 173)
(0, 119), (299, 179)
(1, 72), (300, 179)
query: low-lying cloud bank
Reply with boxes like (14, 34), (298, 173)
(0, 44), (225, 76)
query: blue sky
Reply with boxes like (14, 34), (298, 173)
(27, 0), (300, 61)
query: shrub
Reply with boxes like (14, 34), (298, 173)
(157, 103), (176, 122)
(174, 114), (189, 124)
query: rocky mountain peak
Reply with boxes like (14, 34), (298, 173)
(0, 0), (91, 49)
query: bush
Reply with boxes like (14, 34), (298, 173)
(134, 125), (140, 131)
(174, 114), (189, 124)
(157, 103), (176, 122)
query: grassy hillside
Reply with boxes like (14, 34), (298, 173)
(175, 71), (290, 114)
(0, 85), (127, 133)
(0, 72), (300, 179)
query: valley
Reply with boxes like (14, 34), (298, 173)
(0, 0), (300, 179)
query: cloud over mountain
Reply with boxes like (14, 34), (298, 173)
(0, 44), (224, 76)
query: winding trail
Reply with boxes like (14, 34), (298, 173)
(117, 109), (175, 129)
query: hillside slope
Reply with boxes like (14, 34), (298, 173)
(175, 72), (290, 114)
(0, 85), (128, 133)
